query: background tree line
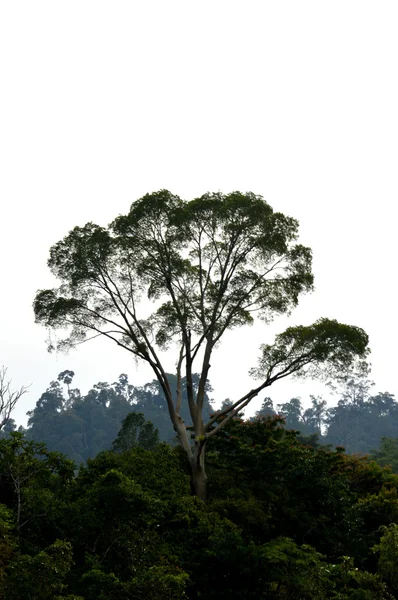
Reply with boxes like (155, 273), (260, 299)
(0, 370), (214, 465)
(3, 369), (398, 470)
(255, 373), (398, 457)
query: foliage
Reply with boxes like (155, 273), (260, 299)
(370, 438), (398, 473)
(252, 376), (398, 457)
(33, 190), (369, 498)
(255, 537), (331, 599)
(0, 504), (15, 588)
(112, 411), (159, 452)
(0, 432), (75, 545)
(0, 422), (397, 598)
(206, 416), (398, 566)
(3, 540), (81, 600)
(373, 523), (398, 594)
(251, 318), (369, 384)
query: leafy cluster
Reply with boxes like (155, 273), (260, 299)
(34, 191), (314, 357)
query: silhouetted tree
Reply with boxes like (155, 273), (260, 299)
(34, 190), (369, 498)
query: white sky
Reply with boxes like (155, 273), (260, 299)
(1, 2), (397, 426)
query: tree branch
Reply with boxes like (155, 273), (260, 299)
(0, 367), (29, 430)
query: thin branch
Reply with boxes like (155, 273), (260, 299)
(0, 367), (29, 430)
(206, 395), (257, 438)
(205, 352), (314, 432)
(18, 513), (47, 531)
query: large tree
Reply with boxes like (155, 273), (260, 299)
(33, 190), (369, 499)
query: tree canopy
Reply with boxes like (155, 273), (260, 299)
(33, 190), (369, 498)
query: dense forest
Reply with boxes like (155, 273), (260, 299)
(2, 191), (397, 598)
(1, 370), (398, 597)
(2, 403), (398, 598)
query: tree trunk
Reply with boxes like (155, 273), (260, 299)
(173, 413), (207, 501)
(191, 442), (207, 502)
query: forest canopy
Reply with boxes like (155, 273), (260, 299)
(1, 407), (398, 598)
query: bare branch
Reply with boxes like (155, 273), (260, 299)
(205, 352), (315, 434)
(0, 367), (29, 430)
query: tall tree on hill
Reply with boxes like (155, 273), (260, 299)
(33, 190), (369, 499)
(277, 397), (305, 432)
(304, 396), (328, 436)
(253, 397), (275, 420)
(325, 372), (376, 453)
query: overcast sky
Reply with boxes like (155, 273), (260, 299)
(1, 2), (397, 426)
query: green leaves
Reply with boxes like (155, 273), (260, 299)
(373, 523), (398, 593)
(251, 318), (370, 383)
(371, 438), (398, 473)
(33, 189), (370, 500)
(257, 537), (331, 599)
(34, 190), (315, 355)
(2, 415), (398, 599)
(112, 412), (159, 453)
(3, 540), (77, 600)
(34, 290), (83, 327)
(48, 223), (113, 285)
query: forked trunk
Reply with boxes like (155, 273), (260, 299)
(191, 441), (207, 501)
(191, 458), (207, 502)
(173, 414), (207, 501)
